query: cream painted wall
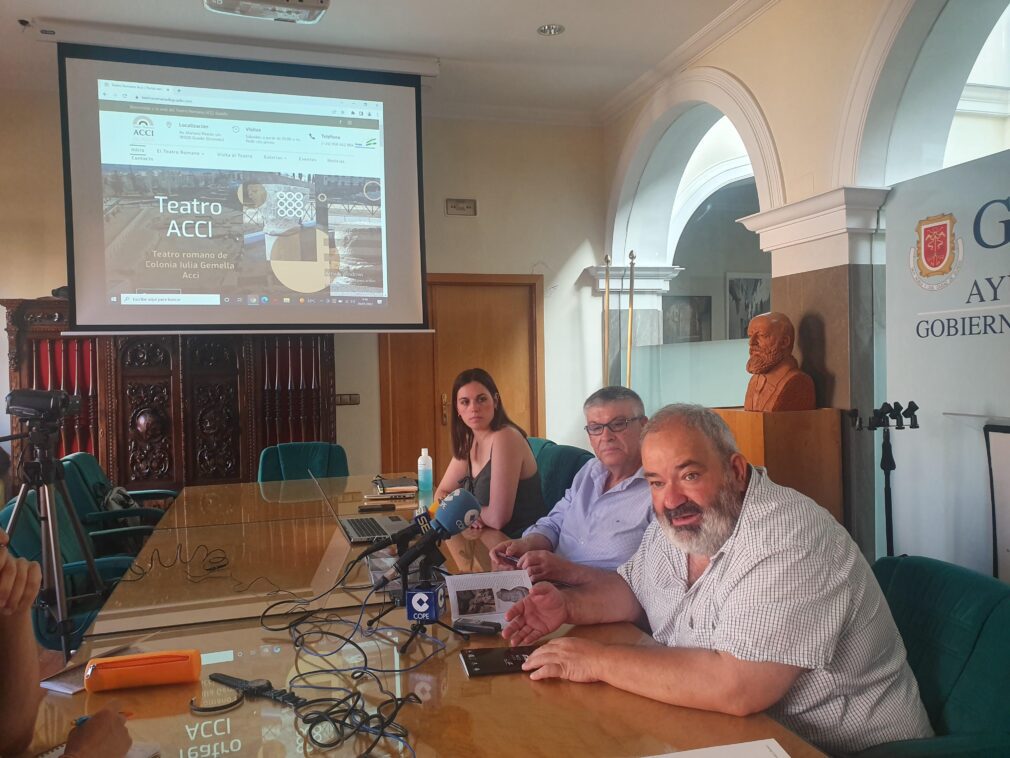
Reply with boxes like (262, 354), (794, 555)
(0, 89), (68, 440)
(944, 112), (1010, 167)
(692, 0), (884, 202)
(0, 100), (608, 471)
(603, 0), (888, 208)
(421, 117), (607, 447)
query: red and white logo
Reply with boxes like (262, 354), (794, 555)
(909, 212), (963, 291)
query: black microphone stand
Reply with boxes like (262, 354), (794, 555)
(1, 422), (107, 661)
(366, 527), (423, 629)
(850, 401), (919, 558)
(397, 542), (467, 656)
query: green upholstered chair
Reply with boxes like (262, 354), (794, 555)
(0, 500), (135, 650)
(526, 437), (555, 459)
(532, 440), (593, 512)
(60, 455), (166, 532)
(257, 442), (349, 482)
(856, 555), (1010, 757)
(62, 452), (176, 516)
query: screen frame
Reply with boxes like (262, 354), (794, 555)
(984, 423), (1010, 579)
(58, 42), (428, 333)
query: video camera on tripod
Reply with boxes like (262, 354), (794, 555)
(2, 388), (106, 660)
(6, 388), (81, 425)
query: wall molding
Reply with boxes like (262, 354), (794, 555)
(739, 186), (889, 250)
(599, 0), (776, 124)
(831, 0), (917, 187)
(668, 156), (753, 259)
(607, 66), (785, 263)
(738, 186), (889, 276)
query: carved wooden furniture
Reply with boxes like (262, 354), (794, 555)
(3, 297), (335, 493)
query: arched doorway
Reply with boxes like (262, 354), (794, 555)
(605, 68), (782, 408)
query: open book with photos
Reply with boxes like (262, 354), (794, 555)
(445, 569), (533, 625)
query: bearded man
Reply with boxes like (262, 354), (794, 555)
(502, 404), (932, 756)
(744, 312), (815, 412)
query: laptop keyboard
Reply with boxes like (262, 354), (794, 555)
(343, 517), (388, 541)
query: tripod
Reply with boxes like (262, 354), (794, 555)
(2, 422), (106, 661)
(367, 540), (467, 655)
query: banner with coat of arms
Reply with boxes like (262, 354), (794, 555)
(884, 148), (1010, 575)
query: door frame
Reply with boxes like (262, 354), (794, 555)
(378, 273), (546, 472)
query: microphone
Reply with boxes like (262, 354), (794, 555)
(356, 510), (433, 560)
(373, 489), (482, 589)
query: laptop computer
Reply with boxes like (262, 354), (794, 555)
(337, 514), (410, 544)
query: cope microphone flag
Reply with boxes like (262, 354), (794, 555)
(373, 488), (482, 590)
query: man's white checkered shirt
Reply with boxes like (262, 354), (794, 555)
(618, 467), (933, 755)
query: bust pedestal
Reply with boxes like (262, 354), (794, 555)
(712, 408), (843, 524)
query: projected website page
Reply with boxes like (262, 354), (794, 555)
(98, 80), (387, 310)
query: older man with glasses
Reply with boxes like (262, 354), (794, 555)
(490, 386), (652, 584)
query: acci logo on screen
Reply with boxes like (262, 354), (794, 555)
(132, 116), (155, 138)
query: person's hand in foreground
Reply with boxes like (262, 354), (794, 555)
(521, 637), (607, 683)
(0, 527), (41, 615)
(64, 705), (132, 758)
(502, 582), (567, 646)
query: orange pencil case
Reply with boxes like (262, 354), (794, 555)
(84, 649), (201, 692)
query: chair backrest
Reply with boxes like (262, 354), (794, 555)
(60, 456), (101, 519)
(873, 555), (1010, 734)
(257, 442), (349, 482)
(62, 452), (112, 508)
(1, 494), (88, 565)
(535, 442), (594, 511)
(527, 437), (555, 459)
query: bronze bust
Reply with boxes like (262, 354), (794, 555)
(744, 312), (816, 412)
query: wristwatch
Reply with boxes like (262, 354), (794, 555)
(188, 672), (309, 715)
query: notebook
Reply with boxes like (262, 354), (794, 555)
(39, 742), (159, 758)
(337, 514), (410, 544)
(373, 475), (419, 494)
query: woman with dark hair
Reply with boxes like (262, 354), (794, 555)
(434, 368), (544, 538)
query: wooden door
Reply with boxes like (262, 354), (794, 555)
(379, 274), (545, 477)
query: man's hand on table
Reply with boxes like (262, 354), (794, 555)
(522, 637), (606, 683)
(502, 582), (567, 646)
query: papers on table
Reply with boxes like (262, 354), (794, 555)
(644, 739), (790, 757)
(445, 568), (532, 625)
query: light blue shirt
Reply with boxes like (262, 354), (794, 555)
(523, 457), (653, 570)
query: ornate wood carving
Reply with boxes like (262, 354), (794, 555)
(3, 298), (337, 493)
(124, 340), (170, 369)
(126, 383), (172, 481)
(192, 383), (239, 478)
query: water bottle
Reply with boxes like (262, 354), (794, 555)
(417, 448), (433, 493)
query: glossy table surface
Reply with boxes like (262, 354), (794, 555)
(25, 477), (824, 757)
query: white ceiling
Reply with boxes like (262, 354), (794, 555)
(0, 0), (748, 124)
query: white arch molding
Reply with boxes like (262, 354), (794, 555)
(833, 0), (1009, 187)
(667, 156), (754, 257)
(607, 66), (785, 265)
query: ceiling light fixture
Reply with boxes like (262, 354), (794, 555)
(537, 23), (565, 37)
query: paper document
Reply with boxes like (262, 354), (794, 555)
(445, 569), (532, 625)
(644, 738), (790, 757)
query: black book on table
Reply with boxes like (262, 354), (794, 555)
(459, 646), (538, 678)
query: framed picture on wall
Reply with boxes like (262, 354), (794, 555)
(726, 273), (771, 339)
(662, 295), (712, 344)
(985, 424), (1010, 581)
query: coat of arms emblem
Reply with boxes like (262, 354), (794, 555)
(909, 213), (963, 290)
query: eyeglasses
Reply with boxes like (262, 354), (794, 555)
(584, 416), (644, 436)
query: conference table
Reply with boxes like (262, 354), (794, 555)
(26, 475), (824, 757)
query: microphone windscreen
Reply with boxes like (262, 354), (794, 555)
(432, 488), (482, 536)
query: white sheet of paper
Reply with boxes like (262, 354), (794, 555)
(644, 739), (790, 758)
(445, 569), (533, 624)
